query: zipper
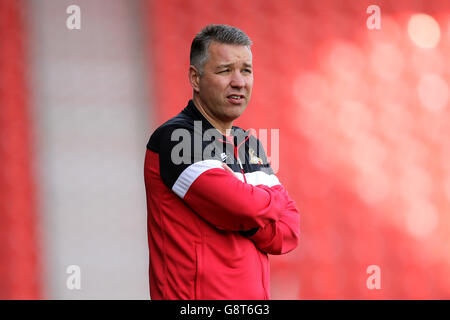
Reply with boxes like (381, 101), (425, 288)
(227, 134), (267, 298)
(234, 144), (247, 183)
(234, 135), (250, 183)
(219, 134), (250, 183)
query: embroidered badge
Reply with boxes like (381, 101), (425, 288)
(249, 148), (263, 164)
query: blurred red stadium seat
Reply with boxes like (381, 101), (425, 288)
(146, 0), (450, 299)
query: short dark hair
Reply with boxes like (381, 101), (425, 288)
(190, 24), (252, 74)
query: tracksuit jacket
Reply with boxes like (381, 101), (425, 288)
(144, 100), (300, 300)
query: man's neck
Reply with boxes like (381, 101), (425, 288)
(192, 95), (232, 136)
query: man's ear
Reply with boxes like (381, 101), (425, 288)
(189, 65), (201, 93)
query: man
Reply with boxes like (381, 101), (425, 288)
(144, 24), (300, 300)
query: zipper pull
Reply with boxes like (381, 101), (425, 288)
(237, 156), (244, 171)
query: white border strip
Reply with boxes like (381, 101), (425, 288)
(172, 160), (223, 198)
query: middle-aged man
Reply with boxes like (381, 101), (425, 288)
(144, 24), (300, 300)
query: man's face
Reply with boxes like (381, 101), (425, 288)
(197, 41), (253, 123)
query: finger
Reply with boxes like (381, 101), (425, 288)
(222, 163), (234, 174)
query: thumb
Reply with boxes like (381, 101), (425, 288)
(222, 163), (234, 174)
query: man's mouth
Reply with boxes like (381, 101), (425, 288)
(227, 94), (245, 104)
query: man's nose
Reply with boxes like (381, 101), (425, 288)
(230, 71), (245, 88)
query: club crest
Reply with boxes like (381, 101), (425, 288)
(249, 148), (263, 164)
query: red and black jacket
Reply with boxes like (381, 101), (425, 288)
(144, 100), (300, 300)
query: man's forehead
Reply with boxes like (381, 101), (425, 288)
(207, 42), (252, 65)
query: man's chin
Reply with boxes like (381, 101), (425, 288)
(227, 101), (247, 111)
(223, 107), (246, 121)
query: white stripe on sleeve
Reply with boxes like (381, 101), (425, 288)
(172, 159), (224, 198)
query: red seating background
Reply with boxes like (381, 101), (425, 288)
(145, 0), (450, 299)
(0, 0), (41, 299)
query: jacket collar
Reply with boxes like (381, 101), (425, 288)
(183, 99), (250, 143)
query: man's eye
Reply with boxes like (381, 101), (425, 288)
(218, 69), (230, 73)
(243, 69), (252, 73)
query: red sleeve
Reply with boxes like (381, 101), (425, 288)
(180, 164), (289, 231)
(248, 185), (300, 255)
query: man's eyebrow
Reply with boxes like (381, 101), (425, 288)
(216, 62), (253, 69)
(216, 63), (233, 69)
